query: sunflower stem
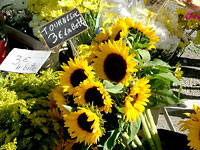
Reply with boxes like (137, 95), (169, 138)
(140, 113), (156, 150)
(134, 135), (147, 150)
(120, 133), (131, 150)
(145, 109), (162, 150)
(131, 140), (138, 148)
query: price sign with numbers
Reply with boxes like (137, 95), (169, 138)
(0, 48), (51, 73)
(40, 8), (88, 49)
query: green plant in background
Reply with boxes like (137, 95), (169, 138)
(0, 69), (62, 150)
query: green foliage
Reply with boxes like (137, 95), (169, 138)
(103, 80), (123, 94)
(148, 79), (181, 107)
(103, 128), (121, 150)
(0, 69), (61, 149)
(135, 50), (182, 108)
(127, 119), (141, 144)
(0, 138), (17, 150)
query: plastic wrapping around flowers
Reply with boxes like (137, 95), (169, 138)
(47, 15), (182, 149)
(93, 0), (200, 63)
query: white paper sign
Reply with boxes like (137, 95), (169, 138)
(0, 48), (51, 73)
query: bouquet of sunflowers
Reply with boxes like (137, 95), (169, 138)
(2, 0), (200, 149)
(47, 16), (182, 149)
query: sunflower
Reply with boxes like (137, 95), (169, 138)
(87, 28), (112, 64)
(178, 105), (200, 150)
(47, 91), (63, 120)
(134, 21), (159, 49)
(125, 17), (159, 50)
(59, 57), (95, 95)
(179, 104), (200, 130)
(93, 40), (138, 86)
(124, 78), (151, 122)
(63, 108), (103, 145)
(50, 86), (69, 114)
(74, 80), (112, 113)
(93, 28), (112, 44)
(176, 8), (186, 21)
(110, 17), (128, 41)
(186, 121), (200, 150)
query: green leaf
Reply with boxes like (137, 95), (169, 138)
(115, 106), (125, 114)
(138, 49), (151, 63)
(103, 128), (121, 150)
(148, 79), (181, 108)
(154, 72), (181, 85)
(127, 118), (141, 144)
(103, 80), (123, 94)
(144, 58), (171, 67)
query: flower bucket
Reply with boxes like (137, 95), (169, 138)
(158, 129), (190, 150)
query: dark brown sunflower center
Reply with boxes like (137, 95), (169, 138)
(178, 14), (184, 19)
(104, 53), (127, 82)
(77, 113), (94, 133)
(72, 143), (82, 150)
(114, 30), (122, 41)
(130, 94), (138, 106)
(84, 87), (104, 107)
(70, 69), (88, 87)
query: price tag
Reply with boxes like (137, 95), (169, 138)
(0, 48), (51, 73)
(40, 8), (88, 49)
(145, 0), (168, 13)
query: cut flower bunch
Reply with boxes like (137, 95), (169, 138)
(47, 16), (182, 150)
(2, 0), (200, 149)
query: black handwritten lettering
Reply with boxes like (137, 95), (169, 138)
(30, 63), (37, 71)
(16, 63), (22, 70)
(12, 55), (22, 65)
(23, 57), (31, 62)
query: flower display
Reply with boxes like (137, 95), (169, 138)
(1, 0), (200, 149)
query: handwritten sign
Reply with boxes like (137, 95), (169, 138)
(40, 8), (88, 49)
(0, 48), (51, 73)
(145, 0), (168, 12)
